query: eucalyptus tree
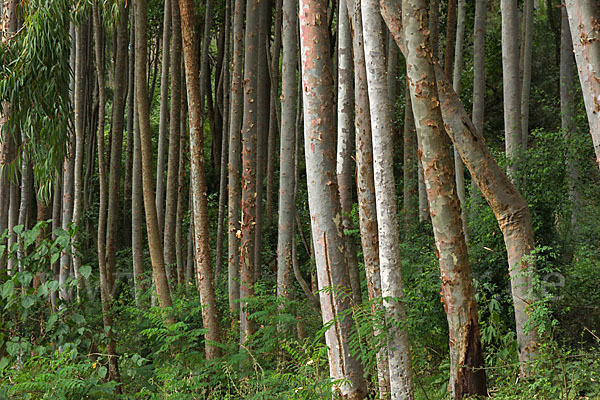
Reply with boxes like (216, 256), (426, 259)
(135, 0), (174, 316)
(239, 0), (260, 343)
(299, 0), (367, 395)
(346, 0), (391, 393)
(179, 0), (222, 359)
(520, 0), (534, 149)
(381, 0), (539, 371)
(276, 0), (298, 300)
(361, 0), (413, 397)
(401, 0), (487, 396)
(564, 0), (600, 167)
(227, 0), (245, 315)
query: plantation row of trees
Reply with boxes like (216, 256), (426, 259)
(0, 0), (599, 398)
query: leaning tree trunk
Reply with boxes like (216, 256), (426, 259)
(239, 0), (260, 344)
(299, 0), (367, 396)
(501, 0), (522, 179)
(135, 0), (174, 316)
(164, 0), (182, 285)
(277, 0), (298, 301)
(381, 0), (539, 372)
(227, 0), (245, 315)
(337, 0), (362, 307)
(401, 0), (487, 397)
(564, 0), (600, 167)
(347, 0), (391, 394)
(179, 0), (222, 359)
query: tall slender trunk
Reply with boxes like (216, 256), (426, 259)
(337, 0), (361, 307)
(135, 0), (174, 315)
(228, 0), (245, 315)
(347, 0), (391, 394)
(123, 10), (136, 249)
(277, 0), (298, 301)
(164, 0), (182, 284)
(156, 0), (172, 235)
(402, 0), (487, 396)
(17, 139), (31, 279)
(560, 7), (580, 238)
(501, 0), (523, 179)
(361, 0), (413, 397)
(177, 77), (188, 285)
(215, 0), (231, 281)
(7, 178), (18, 275)
(179, 0), (223, 359)
(520, 0), (534, 149)
(105, 3), (129, 304)
(92, 1), (121, 384)
(299, 0), (367, 395)
(444, 0), (457, 77)
(452, 0), (468, 241)
(239, 0), (260, 343)
(564, 0), (600, 167)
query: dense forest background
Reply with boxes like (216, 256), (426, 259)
(0, 0), (600, 398)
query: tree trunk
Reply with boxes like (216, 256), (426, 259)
(361, 1), (414, 397)
(92, 1), (121, 383)
(227, 0), (244, 316)
(239, 0), (260, 343)
(501, 0), (522, 179)
(156, 0), (172, 236)
(560, 7), (581, 240)
(337, 0), (361, 307)
(179, 0), (223, 359)
(565, 0), (600, 167)
(520, 0), (534, 149)
(444, 0), (457, 78)
(135, 0), (174, 316)
(164, 0), (182, 285)
(403, 87), (418, 230)
(215, 0), (231, 281)
(277, 0), (298, 301)
(402, 0), (487, 396)
(176, 79), (188, 285)
(347, 0), (391, 394)
(299, 0), (367, 395)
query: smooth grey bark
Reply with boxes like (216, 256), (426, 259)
(7, 179), (18, 275)
(164, 0), (182, 283)
(155, 0), (171, 235)
(337, 0), (362, 307)
(452, 0), (468, 242)
(361, 0), (413, 397)
(560, 7), (581, 235)
(227, 0), (244, 315)
(501, 0), (522, 179)
(565, 0), (600, 166)
(16, 138), (31, 279)
(520, 0), (534, 149)
(299, 0), (367, 395)
(277, 0), (298, 301)
(347, 0), (391, 394)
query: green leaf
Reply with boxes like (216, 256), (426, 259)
(98, 365), (108, 379)
(1, 280), (14, 299)
(80, 265), (92, 280)
(21, 295), (36, 309)
(47, 313), (58, 330)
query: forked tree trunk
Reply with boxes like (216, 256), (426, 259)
(227, 0), (245, 315)
(346, 0), (391, 394)
(179, 0), (222, 359)
(401, 0), (487, 397)
(564, 0), (600, 167)
(299, 0), (367, 396)
(135, 0), (174, 316)
(277, 0), (298, 300)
